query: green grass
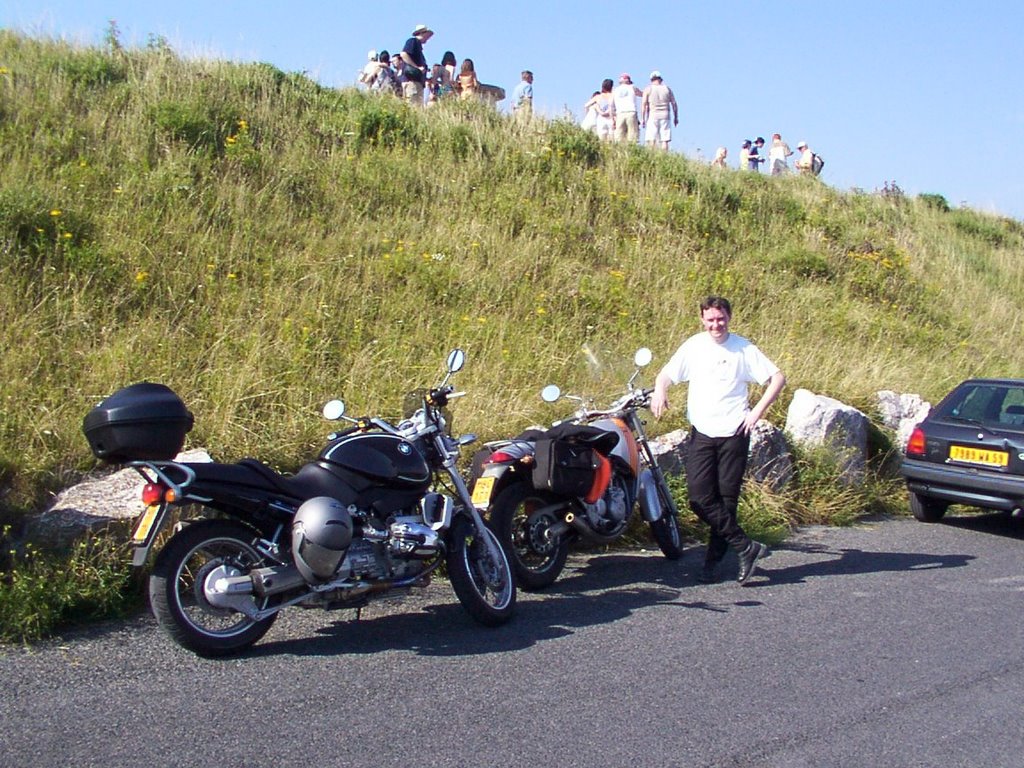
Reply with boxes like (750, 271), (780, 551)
(2, 30), (1023, 641)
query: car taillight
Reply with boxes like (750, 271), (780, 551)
(141, 482), (169, 506)
(906, 426), (927, 456)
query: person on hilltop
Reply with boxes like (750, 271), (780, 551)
(612, 73), (643, 144)
(711, 146), (728, 168)
(371, 51), (401, 97)
(739, 139), (752, 170)
(749, 136), (766, 171)
(512, 70), (534, 119)
(584, 79), (616, 141)
(581, 90), (601, 133)
(358, 49), (381, 88)
(457, 58), (481, 100)
(399, 23), (433, 107)
(641, 70), (678, 150)
(651, 295), (786, 585)
(794, 140), (815, 175)
(768, 133), (792, 175)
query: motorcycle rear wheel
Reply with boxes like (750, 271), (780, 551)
(446, 515), (516, 626)
(150, 519), (278, 657)
(489, 482), (570, 590)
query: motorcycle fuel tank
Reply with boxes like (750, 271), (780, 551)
(588, 417), (640, 475)
(319, 432), (431, 492)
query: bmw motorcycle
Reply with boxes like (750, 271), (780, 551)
(83, 350), (516, 657)
(470, 348), (684, 590)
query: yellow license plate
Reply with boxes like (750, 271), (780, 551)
(131, 504), (161, 544)
(471, 476), (495, 508)
(949, 445), (1008, 467)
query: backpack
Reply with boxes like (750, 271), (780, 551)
(811, 153), (825, 176)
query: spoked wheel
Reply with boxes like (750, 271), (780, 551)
(447, 515), (516, 626)
(149, 519), (278, 657)
(640, 469), (684, 560)
(489, 482), (570, 590)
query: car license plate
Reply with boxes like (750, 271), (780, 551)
(471, 476), (495, 508)
(949, 445), (1009, 467)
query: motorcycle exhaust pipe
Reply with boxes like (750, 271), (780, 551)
(250, 564), (307, 597)
(564, 510), (621, 544)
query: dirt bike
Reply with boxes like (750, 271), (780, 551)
(83, 350), (516, 657)
(469, 348), (683, 590)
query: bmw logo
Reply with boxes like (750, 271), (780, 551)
(398, 443), (412, 455)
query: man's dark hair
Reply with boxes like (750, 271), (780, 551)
(700, 295), (732, 317)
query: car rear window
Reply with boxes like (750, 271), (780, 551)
(936, 382), (1024, 427)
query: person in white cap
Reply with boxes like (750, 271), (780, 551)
(358, 49), (380, 87)
(794, 140), (814, 174)
(612, 73), (643, 144)
(400, 24), (433, 106)
(641, 71), (678, 150)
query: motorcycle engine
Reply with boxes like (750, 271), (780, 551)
(584, 479), (628, 533)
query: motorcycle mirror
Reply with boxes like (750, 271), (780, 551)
(446, 349), (465, 374)
(322, 399), (346, 420)
(541, 384), (561, 403)
(634, 347), (653, 368)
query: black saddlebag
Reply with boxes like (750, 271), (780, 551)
(532, 437), (601, 497)
(83, 382), (194, 462)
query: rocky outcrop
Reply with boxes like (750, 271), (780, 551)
(24, 450), (211, 550)
(785, 389), (869, 483)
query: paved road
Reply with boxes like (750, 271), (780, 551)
(3, 514), (1024, 768)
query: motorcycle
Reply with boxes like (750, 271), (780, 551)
(469, 348), (684, 590)
(83, 350), (516, 657)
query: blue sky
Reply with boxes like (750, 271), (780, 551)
(3, 1), (1022, 221)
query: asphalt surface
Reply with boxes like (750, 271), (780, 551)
(3, 514), (1024, 768)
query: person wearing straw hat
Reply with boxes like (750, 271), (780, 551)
(400, 24), (433, 106)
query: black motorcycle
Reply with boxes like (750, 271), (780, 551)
(83, 350), (516, 657)
(470, 348), (684, 590)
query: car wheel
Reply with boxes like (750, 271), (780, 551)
(909, 491), (948, 523)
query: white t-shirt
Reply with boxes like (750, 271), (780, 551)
(660, 332), (779, 437)
(612, 83), (639, 114)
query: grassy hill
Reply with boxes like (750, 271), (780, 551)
(2, 29), (1024, 638)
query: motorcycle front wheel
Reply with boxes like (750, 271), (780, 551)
(446, 515), (516, 626)
(642, 471), (684, 560)
(149, 519), (278, 657)
(489, 482), (570, 590)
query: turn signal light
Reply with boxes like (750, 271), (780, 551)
(906, 426), (927, 456)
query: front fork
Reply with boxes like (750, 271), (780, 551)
(443, 462), (506, 566)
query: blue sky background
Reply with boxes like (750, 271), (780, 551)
(3, 1), (1022, 221)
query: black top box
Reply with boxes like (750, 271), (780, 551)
(83, 382), (194, 462)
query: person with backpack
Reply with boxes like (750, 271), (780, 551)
(795, 140), (825, 176)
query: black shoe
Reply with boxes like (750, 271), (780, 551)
(697, 561), (719, 584)
(737, 541), (769, 584)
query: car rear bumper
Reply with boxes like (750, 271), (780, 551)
(901, 457), (1024, 512)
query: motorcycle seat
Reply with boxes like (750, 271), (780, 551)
(183, 459), (337, 503)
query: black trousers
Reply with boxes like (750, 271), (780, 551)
(685, 428), (752, 561)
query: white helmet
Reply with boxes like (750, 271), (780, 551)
(292, 497), (353, 582)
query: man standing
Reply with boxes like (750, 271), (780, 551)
(512, 70), (534, 120)
(399, 24), (433, 107)
(640, 71), (678, 150)
(651, 296), (786, 584)
(749, 136), (765, 171)
(612, 73), (642, 144)
(795, 140), (813, 174)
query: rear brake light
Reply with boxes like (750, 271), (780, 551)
(487, 450), (518, 464)
(141, 482), (169, 506)
(906, 426), (927, 456)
